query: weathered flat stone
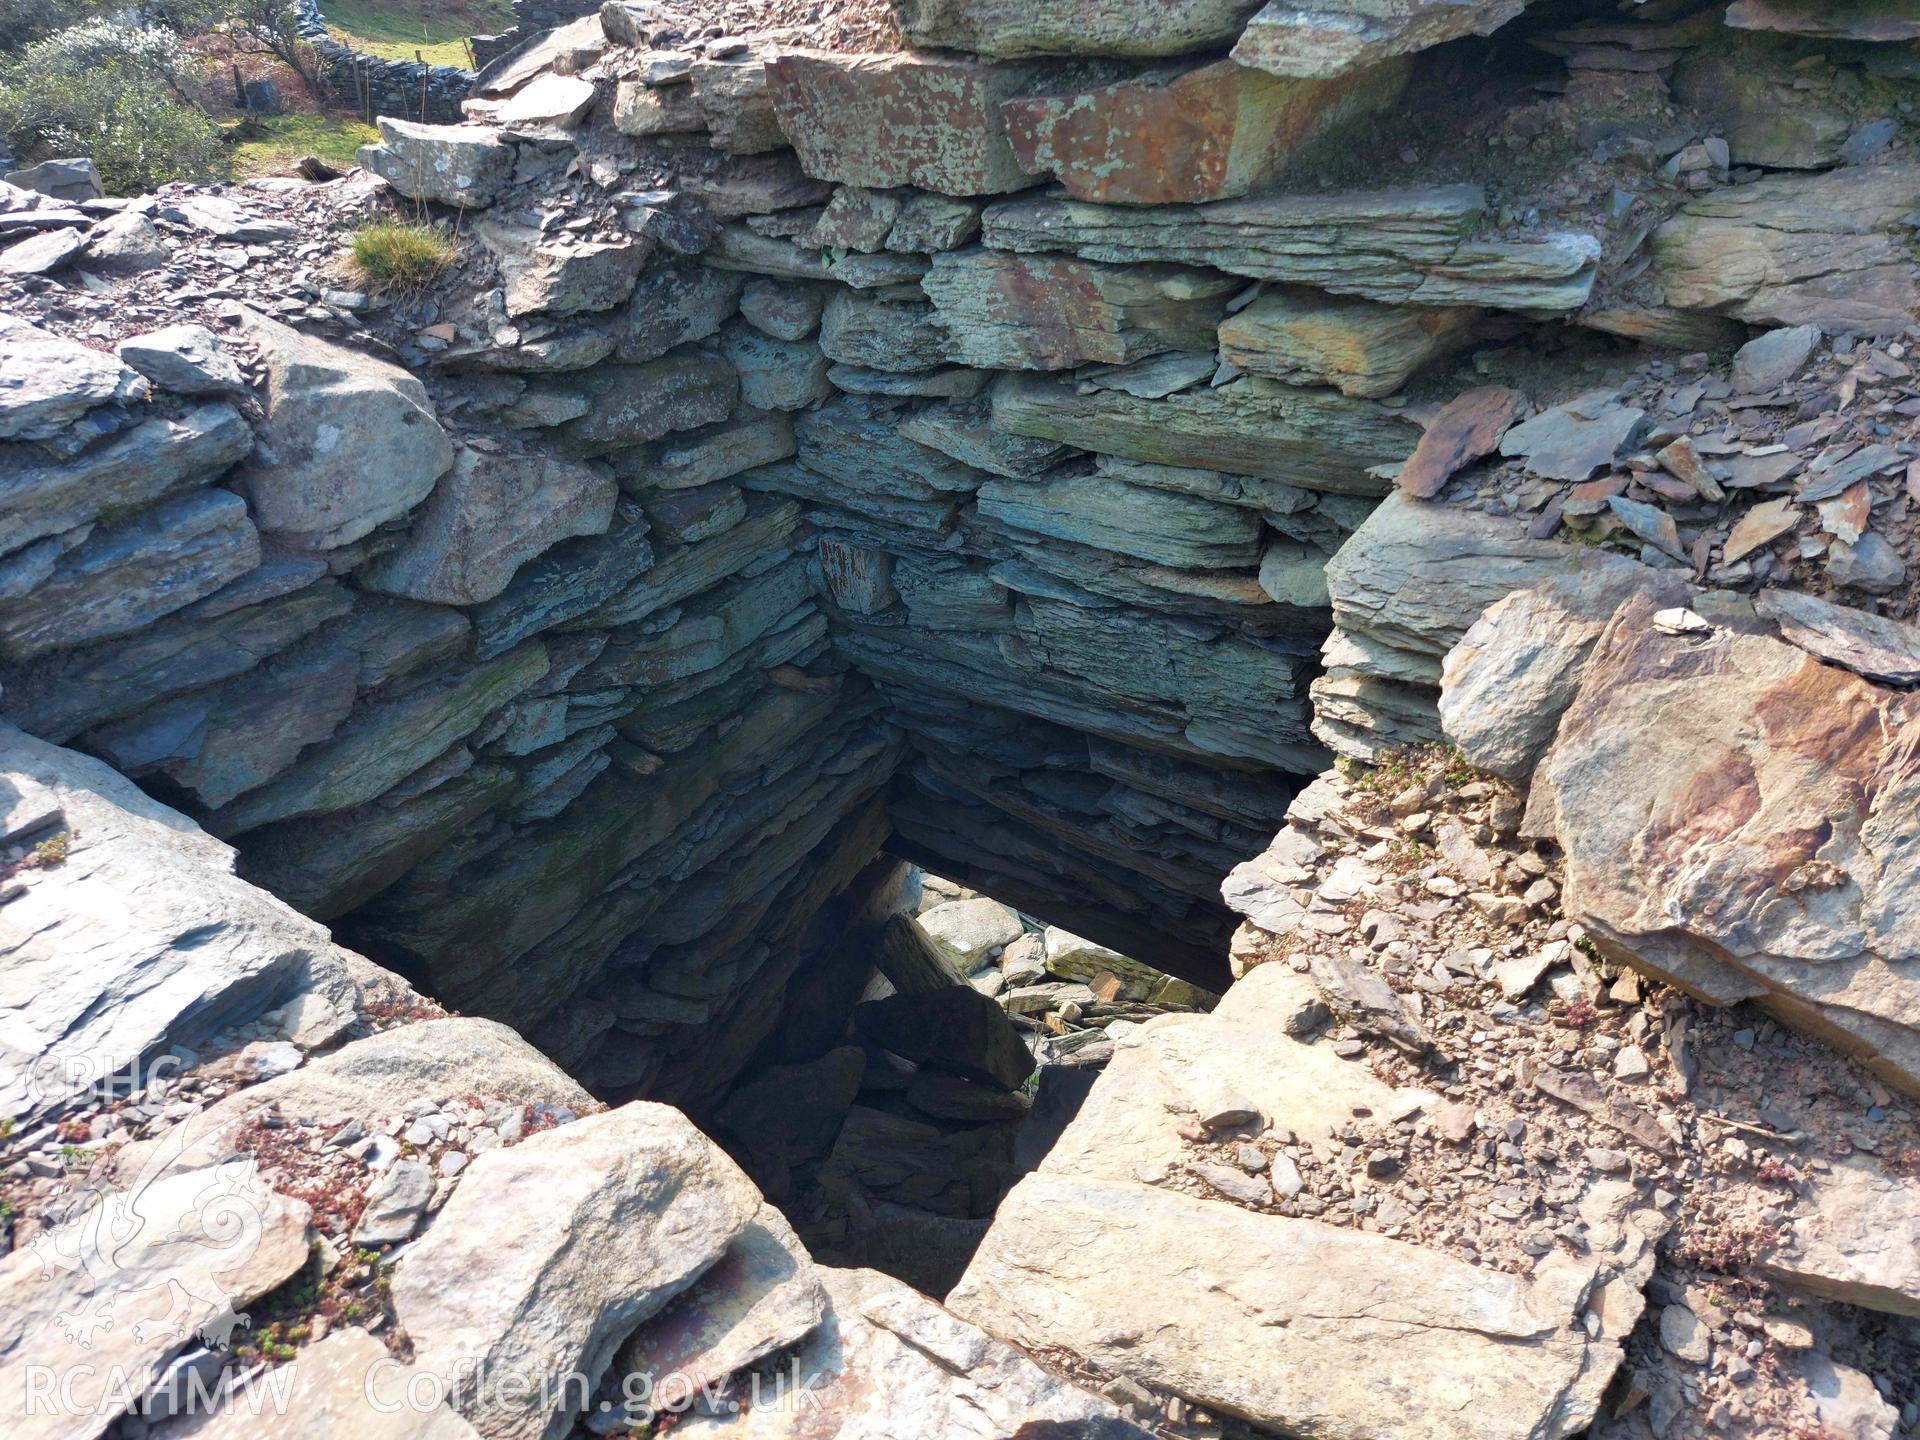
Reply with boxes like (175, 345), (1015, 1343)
(557, 351), (739, 456)
(210, 640), (549, 835)
(88, 634), (360, 808)
(0, 1166), (311, 1440)
(472, 515), (656, 655)
(115, 324), (248, 396)
(1439, 567), (1672, 781)
(897, 395), (1069, 477)
(992, 370), (1419, 493)
(1396, 384), (1525, 497)
(764, 50), (1062, 196)
(0, 489), (259, 661)
(0, 401), (251, 559)
(808, 186), (904, 252)
(238, 759), (517, 920)
(1759, 1157), (1920, 1318)
(924, 248), (1236, 370)
(886, 193), (981, 252)
(979, 468), (1262, 569)
(612, 76), (704, 136)
(1222, 288), (1477, 398)
(1732, 323), (1822, 393)
(0, 722), (390, 1127)
(1726, 0), (1920, 41)
(1006, 58), (1407, 205)
(1235, 0), (1533, 79)
(691, 55), (785, 153)
(818, 289), (948, 372)
(891, 0), (1261, 57)
(1498, 390), (1644, 481)
(3, 156), (102, 201)
(393, 1102), (761, 1440)
(488, 71), (599, 130)
(614, 408), (795, 492)
(477, 221), (646, 317)
(358, 117), (517, 208)
(738, 277), (824, 341)
(1530, 593), (1920, 1098)
(615, 1206), (824, 1411)
(0, 580), (351, 741)
(81, 210), (173, 275)
(0, 225), (84, 275)
(232, 307), (454, 548)
(1755, 588), (1920, 687)
(676, 1266), (1139, 1438)
(365, 446), (618, 604)
(0, 314), (148, 441)
(1652, 164), (1920, 333)
(952, 1171), (1633, 1440)
(618, 264), (744, 362)
(720, 322), (833, 410)
(985, 187), (1600, 311)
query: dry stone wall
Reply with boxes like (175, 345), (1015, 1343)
(3, 0), (1919, 1136)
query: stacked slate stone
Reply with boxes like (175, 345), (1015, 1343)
(0, 0), (1623, 1116)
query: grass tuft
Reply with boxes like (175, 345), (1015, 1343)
(348, 219), (456, 289)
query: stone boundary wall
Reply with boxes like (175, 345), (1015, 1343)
(289, 0), (475, 124)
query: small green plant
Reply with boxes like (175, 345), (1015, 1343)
(0, 1117), (14, 1142)
(32, 832), (69, 866)
(348, 220), (456, 290)
(60, 1143), (91, 1170)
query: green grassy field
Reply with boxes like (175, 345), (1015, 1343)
(225, 112), (381, 179)
(322, 0), (512, 67)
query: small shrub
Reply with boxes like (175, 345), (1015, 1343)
(0, 21), (221, 193)
(348, 220), (455, 289)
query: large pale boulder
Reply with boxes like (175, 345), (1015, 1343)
(952, 1171), (1632, 1440)
(915, 895), (1024, 966)
(1438, 566), (1674, 781)
(392, 1101), (762, 1440)
(951, 963), (1653, 1437)
(1528, 594), (1920, 1098)
(0, 1167), (311, 1440)
(924, 248), (1236, 369)
(614, 1205), (824, 1412)
(364, 447), (618, 605)
(358, 118), (517, 208)
(1005, 58), (1407, 206)
(231, 308), (454, 548)
(1235, 0), (1533, 78)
